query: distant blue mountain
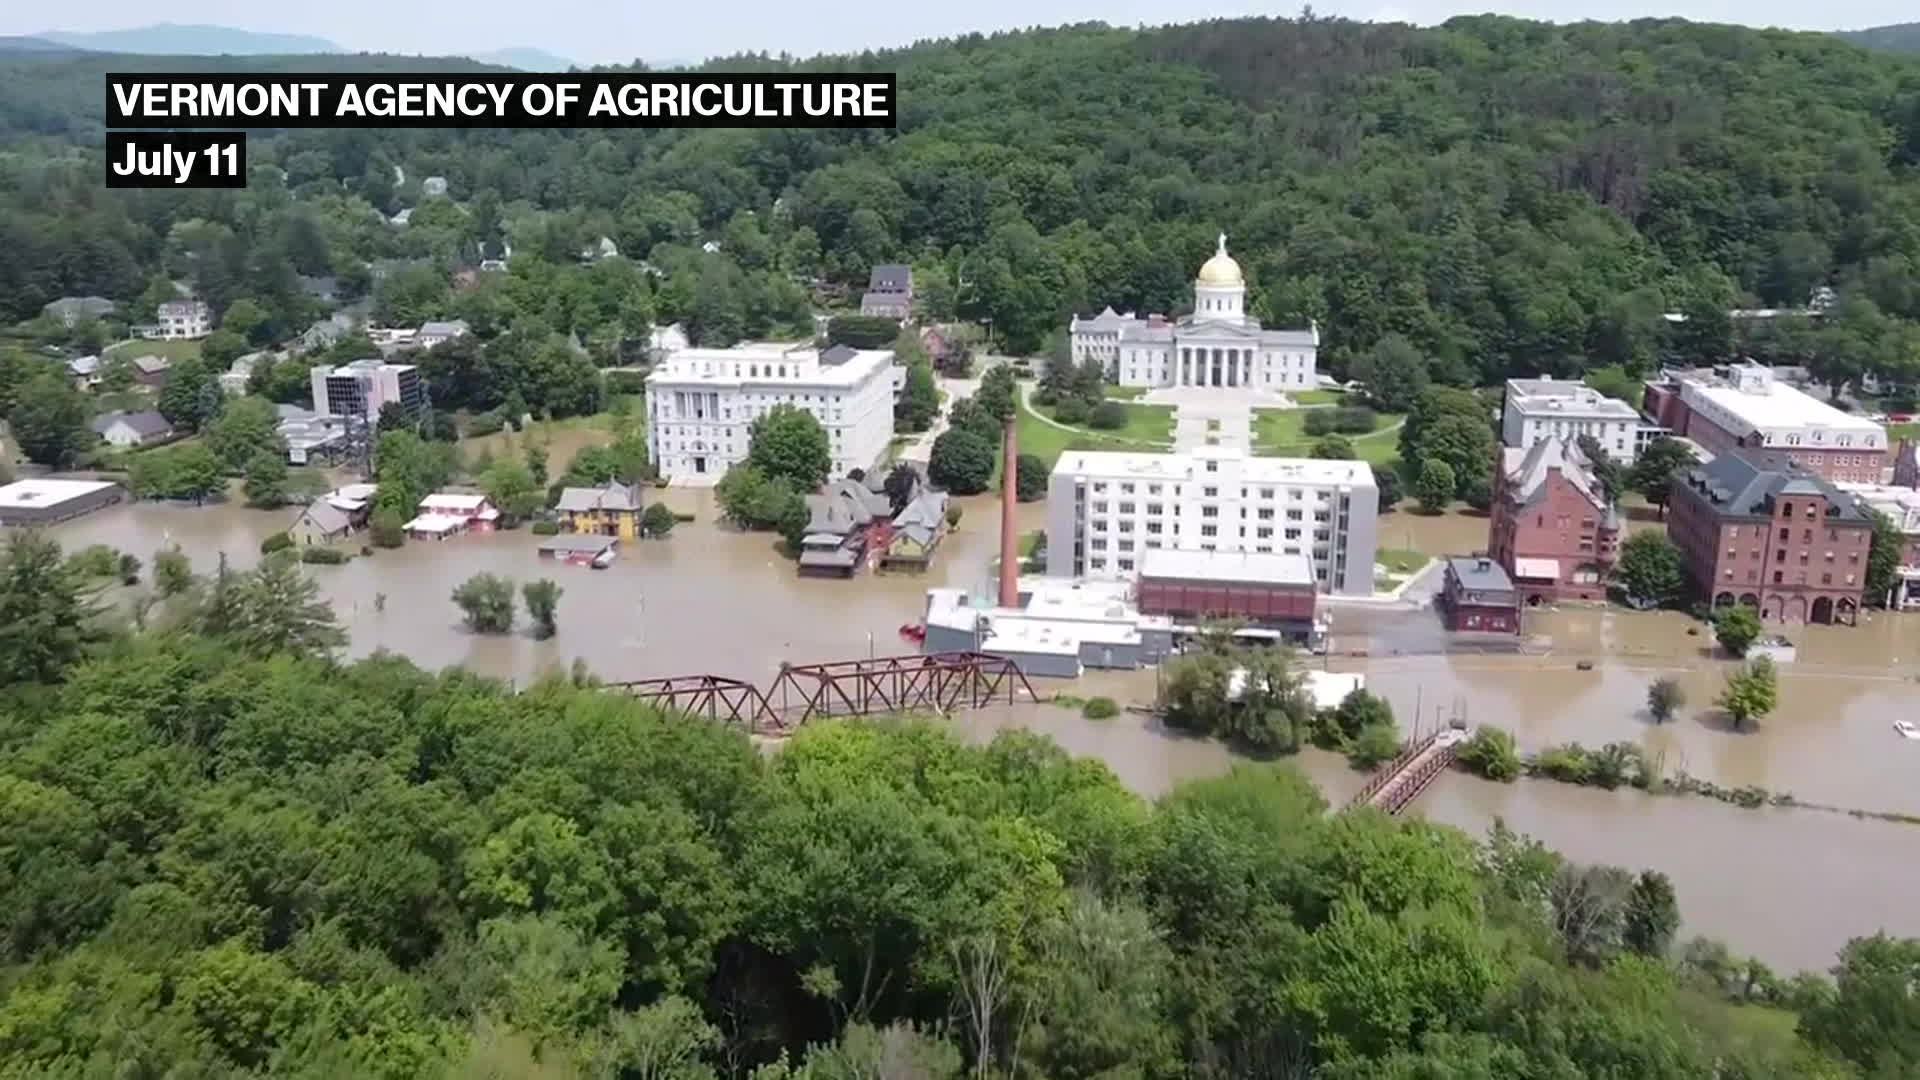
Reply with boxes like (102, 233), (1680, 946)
(465, 47), (578, 72)
(0, 36), (87, 53)
(1837, 22), (1920, 53)
(39, 23), (342, 55)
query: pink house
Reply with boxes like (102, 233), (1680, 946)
(1487, 438), (1619, 606)
(403, 492), (500, 540)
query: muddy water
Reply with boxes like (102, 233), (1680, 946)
(44, 491), (1920, 971)
(50, 490), (1041, 686)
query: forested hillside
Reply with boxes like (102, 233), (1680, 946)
(0, 531), (1910, 1077)
(3, 15), (1920, 392)
(1839, 22), (1920, 54)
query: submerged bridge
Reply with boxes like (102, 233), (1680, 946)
(1348, 727), (1470, 815)
(606, 650), (1041, 736)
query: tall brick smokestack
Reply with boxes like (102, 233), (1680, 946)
(998, 418), (1019, 609)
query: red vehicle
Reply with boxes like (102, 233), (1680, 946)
(1890, 413), (1914, 423)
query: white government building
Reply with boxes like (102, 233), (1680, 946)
(646, 342), (896, 485)
(1069, 234), (1318, 391)
(1500, 376), (1646, 464)
(1044, 445), (1379, 596)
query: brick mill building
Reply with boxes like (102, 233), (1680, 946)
(1487, 437), (1620, 606)
(1666, 451), (1871, 625)
(1642, 361), (1887, 485)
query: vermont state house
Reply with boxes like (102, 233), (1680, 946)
(1068, 235), (1319, 391)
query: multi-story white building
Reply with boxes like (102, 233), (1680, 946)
(151, 300), (212, 340)
(1068, 234), (1318, 391)
(1044, 446), (1378, 596)
(310, 360), (426, 420)
(1501, 376), (1646, 463)
(647, 343), (895, 485)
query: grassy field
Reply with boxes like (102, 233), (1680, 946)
(1252, 407), (1402, 465)
(1290, 389), (1345, 406)
(1014, 397), (1152, 467)
(1890, 421), (1919, 444)
(1376, 548), (1428, 574)
(105, 338), (203, 364)
(1104, 386), (1147, 400)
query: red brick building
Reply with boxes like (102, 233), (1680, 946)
(1488, 437), (1619, 606)
(1135, 548), (1318, 640)
(1439, 556), (1522, 634)
(1666, 451), (1871, 625)
(1642, 362), (1887, 485)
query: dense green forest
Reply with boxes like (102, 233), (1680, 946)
(3, 528), (1918, 1078)
(4, 15), (1920, 393)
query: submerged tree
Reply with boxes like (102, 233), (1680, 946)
(523, 579), (563, 640)
(224, 552), (347, 659)
(0, 531), (107, 686)
(454, 573), (517, 634)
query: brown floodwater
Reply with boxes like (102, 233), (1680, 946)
(43, 491), (1920, 973)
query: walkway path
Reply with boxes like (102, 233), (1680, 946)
(899, 376), (978, 466)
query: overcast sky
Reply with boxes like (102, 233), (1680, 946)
(7, 1), (1914, 66)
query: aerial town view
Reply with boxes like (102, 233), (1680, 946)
(5, 6), (1920, 1077)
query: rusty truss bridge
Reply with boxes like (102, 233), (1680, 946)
(607, 650), (1040, 736)
(1347, 728), (1469, 815)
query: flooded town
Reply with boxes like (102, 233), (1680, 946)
(8, 230), (1920, 983)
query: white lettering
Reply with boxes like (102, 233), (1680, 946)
(555, 83), (580, 118)
(522, 83), (554, 116)
(112, 83), (142, 119)
(336, 85), (367, 117)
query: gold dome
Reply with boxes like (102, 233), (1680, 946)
(1196, 232), (1243, 286)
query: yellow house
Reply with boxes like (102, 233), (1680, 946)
(555, 481), (645, 539)
(881, 490), (951, 570)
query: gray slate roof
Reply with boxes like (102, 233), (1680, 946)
(1446, 555), (1516, 593)
(554, 481), (644, 513)
(891, 489), (950, 546)
(92, 410), (173, 438)
(419, 319), (470, 338)
(867, 264), (911, 293)
(1501, 437), (1606, 512)
(1678, 451), (1867, 523)
(295, 500), (352, 536)
(131, 354), (170, 375)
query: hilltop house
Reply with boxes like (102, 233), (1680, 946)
(555, 481), (646, 539)
(130, 354), (171, 386)
(44, 296), (116, 327)
(144, 300), (211, 340)
(416, 320), (470, 349)
(92, 410), (174, 449)
(67, 355), (102, 390)
(881, 488), (951, 570)
(860, 264), (913, 320)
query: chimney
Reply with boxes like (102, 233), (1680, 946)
(998, 419), (1020, 609)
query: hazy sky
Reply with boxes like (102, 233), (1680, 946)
(7, 1), (1914, 66)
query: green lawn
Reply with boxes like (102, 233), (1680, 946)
(1889, 421), (1919, 444)
(1376, 548), (1427, 575)
(105, 338), (203, 364)
(1015, 397), (1153, 468)
(1290, 389), (1345, 406)
(1252, 407), (1402, 465)
(1029, 399), (1174, 448)
(1104, 386), (1147, 400)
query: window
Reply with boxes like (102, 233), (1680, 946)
(1146, 521), (1162, 534)
(1090, 538), (1108, 550)
(1118, 501), (1135, 514)
(1201, 506), (1218, 518)
(1257, 527), (1273, 539)
(1822, 573), (1832, 585)
(1118, 558), (1134, 571)
(1260, 487), (1275, 499)
(1205, 460), (1218, 473)
(1118, 521), (1134, 533)
(1147, 503), (1163, 516)
(1200, 524), (1218, 538)
(1203, 486), (1218, 497)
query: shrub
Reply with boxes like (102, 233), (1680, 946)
(465, 410), (505, 437)
(1053, 396), (1090, 425)
(640, 502), (678, 539)
(1531, 744), (1593, 785)
(1082, 697), (1119, 720)
(260, 532), (293, 556)
(1346, 723), (1403, 769)
(604, 370), (648, 396)
(360, 545), (374, 556)
(1087, 400), (1127, 430)
(530, 520), (560, 535)
(64, 544), (121, 579)
(945, 505), (963, 527)
(1647, 677), (1686, 723)
(301, 546), (348, 565)
(1456, 725), (1523, 781)
(370, 508), (405, 548)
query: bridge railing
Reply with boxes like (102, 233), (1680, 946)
(1346, 730), (1439, 810)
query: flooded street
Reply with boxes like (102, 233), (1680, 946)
(44, 491), (1920, 973)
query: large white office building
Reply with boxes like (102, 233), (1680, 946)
(1500, 376), (1645, 463)
(647, 343), (895, 485)
(309, 360), (426, 420)
(1068, 235), (1318, 391)
(1044, 446), (1378, 596)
